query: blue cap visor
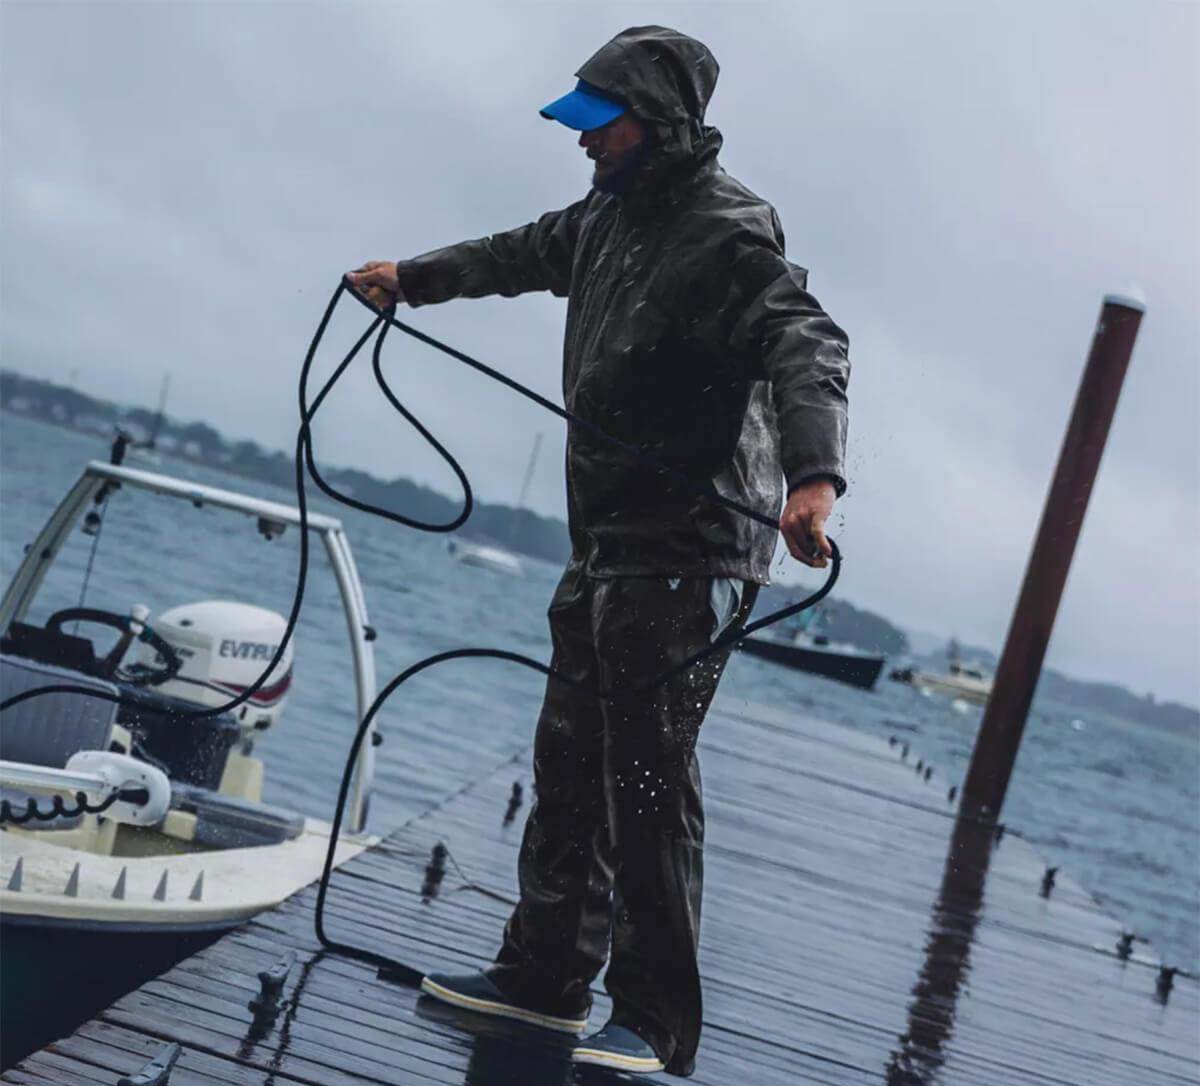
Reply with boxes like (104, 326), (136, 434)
(540, 80), (627, 131)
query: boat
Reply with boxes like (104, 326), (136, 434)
(447, 538), (524, 576)
(0, 457), (382, 1061)
(446, 432), (544, 578)
(889, 640), (994, 705)
(909, 659), (993, 704)
(737, 606), (886, 690)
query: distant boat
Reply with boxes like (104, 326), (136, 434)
(737, 605), (885, 690)
(890, 639), (993, 705)
(910, 659), (992, 704)
(447, 433), (543, 578)
(446, 539), (523, 577)
(739, 631), (885, 690)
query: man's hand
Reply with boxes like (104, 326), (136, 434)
(346, 261), (403, 311)
(780, 478), (836, 569)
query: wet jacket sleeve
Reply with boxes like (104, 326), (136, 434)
(393, 197), (589, 306)
(728, 244), (851, 497)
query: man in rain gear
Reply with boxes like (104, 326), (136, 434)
(348, 25), (850, 1077)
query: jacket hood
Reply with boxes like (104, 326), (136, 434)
(576, 26), (722, 196)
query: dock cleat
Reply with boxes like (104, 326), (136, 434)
(571, 1021), (666, 1073)
(419, 969), (589, 1035)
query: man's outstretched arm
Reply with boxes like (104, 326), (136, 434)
(728, 248), (850, 570)
(348, 196), (592, 310)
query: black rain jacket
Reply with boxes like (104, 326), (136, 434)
(395, 26), (850, 584)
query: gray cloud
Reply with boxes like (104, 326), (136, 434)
(2, 1), (1196, 703)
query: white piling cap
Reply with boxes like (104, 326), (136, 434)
(1103, 286), (1147, 313)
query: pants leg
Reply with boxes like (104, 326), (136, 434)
(491, 561), (613, 1013)
(594, 576), (758, 1076)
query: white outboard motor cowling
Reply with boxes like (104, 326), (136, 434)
(130, 601), (294, 732)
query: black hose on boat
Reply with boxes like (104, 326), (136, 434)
(0, 279), (841, 988)
(0, 788), (129, 825)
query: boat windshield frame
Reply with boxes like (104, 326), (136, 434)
(0, 460), (379, 835)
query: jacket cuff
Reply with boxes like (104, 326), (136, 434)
(393, 260), (429, 308)
(787, 470), (846, 498)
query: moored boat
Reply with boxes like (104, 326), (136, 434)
(738, 630), (886, 689)
(447, 538), (524, 576)
(737, 604), (886, 690)
(0, 457), (382, 1062)
(909, 659), (993, 704)
(889, 640), (994, 705)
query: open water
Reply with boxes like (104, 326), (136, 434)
(1, 411), (1196, 976)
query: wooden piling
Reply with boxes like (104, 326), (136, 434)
(961, 294), (1145, 819)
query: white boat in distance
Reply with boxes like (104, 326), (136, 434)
(447, 433), (544, 578)
(911, 659), (993, 704)
(447, 539), (523, 577)
(892, 641), (994, 705)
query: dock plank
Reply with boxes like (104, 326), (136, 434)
(68, 1019), (356, 1086)
(9, 1055), (108, 1086)
(5, 696), (1196, 1085)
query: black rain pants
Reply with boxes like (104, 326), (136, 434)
(489, 560), (758, 1076)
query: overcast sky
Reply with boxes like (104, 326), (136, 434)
(2, 2), (1196, 705)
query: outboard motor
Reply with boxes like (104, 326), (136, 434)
(130, 601), (295, 734)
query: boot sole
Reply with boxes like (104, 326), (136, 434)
(419, 976), (588, 1035)
(571, 1046), (666, 1072)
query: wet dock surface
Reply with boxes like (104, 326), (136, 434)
(4, 699), (1196, 1085)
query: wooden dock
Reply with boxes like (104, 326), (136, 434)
(4, 699), (1196, 1085)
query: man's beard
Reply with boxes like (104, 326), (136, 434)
(591, 140), (652, 195)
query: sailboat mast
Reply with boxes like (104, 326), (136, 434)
(515, 432), (543, 512)
(507, 433), (543, 546)
(148, 374), (170, 448)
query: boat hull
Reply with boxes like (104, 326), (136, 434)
(738, 637), (885, 690)
(1, 914), (231, 1069)
(0, 818), (375, 1067)
(451, 541), (523, 576)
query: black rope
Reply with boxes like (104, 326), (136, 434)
(72, 493), (108, 634)
(307, 283), (839, 982)
(1, 281), (841, 993)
